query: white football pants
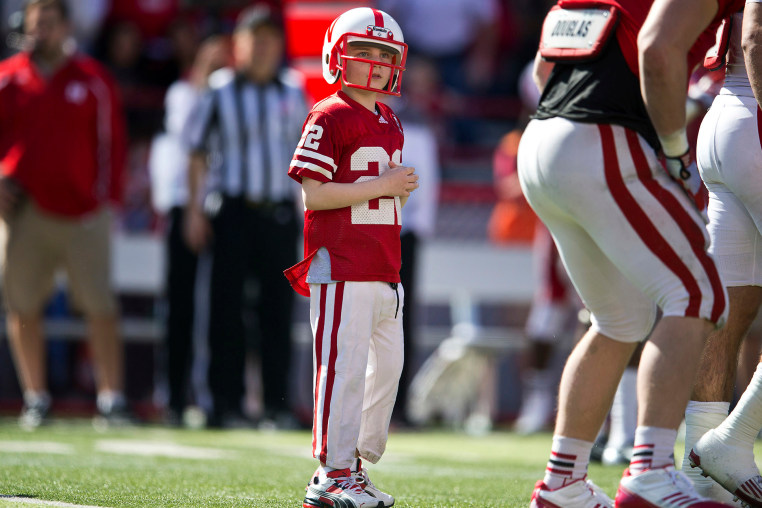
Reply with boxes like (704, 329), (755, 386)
(698, 92), (762, 287)
(309, 280), (404, 469)
(518, 117), (727, 342)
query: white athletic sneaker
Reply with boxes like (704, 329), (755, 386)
(690, 429), (762, 507)
(530, 478), (614, 508)
(616, 466), (735, 507)
(352, 463), (394, 507)
(304, 468), (383, 508)
(682, 455), (743, 506)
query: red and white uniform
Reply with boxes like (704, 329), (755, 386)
(519, 0), (739, 342)
(0, 52), (126, 217)
(286, 91), (405, 469)
(697, 11), (762, 287)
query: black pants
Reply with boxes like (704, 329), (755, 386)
(165, 207), (198, 414)
(207, 196), (298, 419)
(393, 231), (419, 422)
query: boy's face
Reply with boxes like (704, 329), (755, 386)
(343, 43), (395, 91)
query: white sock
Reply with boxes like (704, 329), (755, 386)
(630, 426), (677, 474)
(543, 436), (593, 489)
(318, 465), (337, 476)
(23, 390), (50, 407)
(96, 390), (125, 413)
(682, 400), (729, 469)
(715, 363), (762, 447)
(608, 368), (638, 449)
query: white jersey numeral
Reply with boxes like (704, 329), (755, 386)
(350, 147), (402, 225)
(298, 123), (323, 150)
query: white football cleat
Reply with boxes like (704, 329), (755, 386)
(352, 461), (394, 507)
(690, 428), (762, 507)
(616, 466), (735, 507)
(530, 478), (614, 508)
(682, 455), (743, 506)
(304, 468), (382, 508)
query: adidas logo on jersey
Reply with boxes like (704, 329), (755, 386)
(378, 116), (388, 124)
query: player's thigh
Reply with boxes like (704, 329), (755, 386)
(3, 202), (63, 314)
(63, 208), (117, 317)
(520, 119), (723, 332)
(369, 282), (404, 375)
(309, 282), (378, 373)
(544, 214), (657, 343)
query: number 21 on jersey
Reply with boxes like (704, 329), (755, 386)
(298, 123), (403, 226)
(351, 146), (402, 226)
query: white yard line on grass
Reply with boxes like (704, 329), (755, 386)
(95, 439), (232, 459)
(0, 496), (108, 508)
(0, 441), (73, 454)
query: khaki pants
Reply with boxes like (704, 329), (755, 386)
(3, 201), (117, 316)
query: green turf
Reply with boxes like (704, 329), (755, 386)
(0, 419), (737, 507)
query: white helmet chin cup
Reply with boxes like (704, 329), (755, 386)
(322, 7), (407, 95)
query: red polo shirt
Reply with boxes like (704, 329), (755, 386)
(0, 52), (126, 217)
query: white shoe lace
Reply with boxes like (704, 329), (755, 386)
(335, 474), (365, 495)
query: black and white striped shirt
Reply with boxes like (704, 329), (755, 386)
(185, 67), (309, 203)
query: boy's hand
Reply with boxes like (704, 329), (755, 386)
(383, 161), (419, 197)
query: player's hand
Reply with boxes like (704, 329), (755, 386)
(383, 161), (419, 197)
(662, 150), (708, 215)
(183, 206), (212, 253)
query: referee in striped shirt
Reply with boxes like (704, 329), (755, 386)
(184, 5), (308, 428)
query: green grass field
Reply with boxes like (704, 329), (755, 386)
(0, 419), (707, 507)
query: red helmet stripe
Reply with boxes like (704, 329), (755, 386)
(371, 8), (384, 27)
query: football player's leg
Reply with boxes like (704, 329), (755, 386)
(356, 282), (404, 465)
(310, 281), (374, 470)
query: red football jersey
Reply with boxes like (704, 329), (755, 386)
(0, 52), (126, 217)
(287, 91), (405, 292)
(555, 0), (745, 76)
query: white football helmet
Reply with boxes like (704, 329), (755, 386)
(322, 7), (407, 96)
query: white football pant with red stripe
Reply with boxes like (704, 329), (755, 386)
(309, 281), (404, 469)
(518, 117), (727, 343)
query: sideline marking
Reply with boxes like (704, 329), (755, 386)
(95, 440), (232, 459)
(0, 441), (73, 455)
(0, 497), (107, 507)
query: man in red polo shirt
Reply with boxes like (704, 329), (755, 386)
(0, 0), (128, 428)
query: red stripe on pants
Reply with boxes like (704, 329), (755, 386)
(312, 285), (327, 458)
(598, 124), (703, 317)
(318, 282), (345, 464)
(625, 129), (724, 322)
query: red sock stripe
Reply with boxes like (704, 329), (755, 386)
(598, 124), (702, 317)
(312, 285), (327, 458)
(545, 467), (573, 476)
(550, 451), (577, 460)
(318, 282), (345, 464)
(625, 129), (725, 322)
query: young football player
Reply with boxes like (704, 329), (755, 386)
(285, 7), (417, 508)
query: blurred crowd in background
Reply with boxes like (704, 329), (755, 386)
(0, 0), (570, 431)
(1, 0), (553, 235)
